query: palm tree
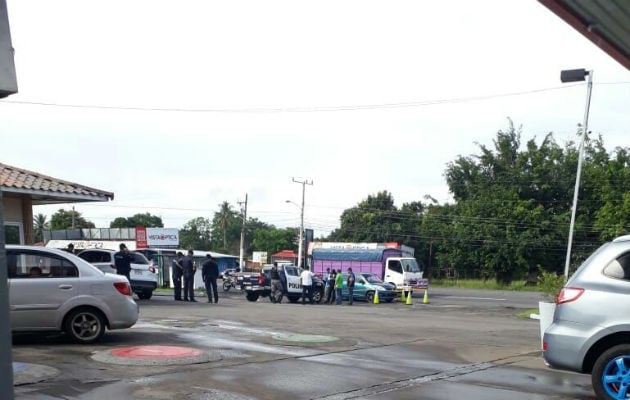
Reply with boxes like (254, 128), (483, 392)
(217, 201), (233, 250)
(33, 213), (49, 243)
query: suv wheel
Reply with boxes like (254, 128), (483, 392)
(64, 307), (106, 344)
(592, 344), (630, 400)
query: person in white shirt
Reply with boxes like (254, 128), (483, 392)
(300, 266), (314, 305)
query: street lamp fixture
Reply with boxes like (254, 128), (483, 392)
(561, 68), (593, 281)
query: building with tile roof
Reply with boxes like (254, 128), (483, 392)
(1, 162), (114, 245)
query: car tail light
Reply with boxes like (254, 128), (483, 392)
(149, 266), (157, 274)
(114, 282), (133, 296)
(258, 275), (266, 285)
(542, 341), (548, 351)
(557, 287), (584, 304)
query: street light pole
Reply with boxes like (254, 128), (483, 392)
(290, 178), (312, 268)
(561, 69), (593, 280)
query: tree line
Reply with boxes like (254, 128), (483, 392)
(36, 122), (630, 284)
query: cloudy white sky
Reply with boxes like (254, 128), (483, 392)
(1, 0), (628, 237)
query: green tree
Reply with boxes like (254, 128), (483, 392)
(210, 202), (241, 254)
(179, 217), (212, 250)
(252, 227), (296, 255)
(110, 213), (164, 228)
(33, 213), (49, 243)
(50, 208), (95, 230)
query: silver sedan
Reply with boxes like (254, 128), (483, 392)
(6, 245), (139, 343)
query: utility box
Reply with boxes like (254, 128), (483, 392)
(0, 0), (17, 98)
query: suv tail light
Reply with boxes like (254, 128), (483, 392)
(149, 266), (157, 274)
(114, 282), (133, 296)
(258, 275), (266, 285)
(557, 287), (584, 304)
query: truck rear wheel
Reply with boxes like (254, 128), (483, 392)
(246, 292), (259, 302)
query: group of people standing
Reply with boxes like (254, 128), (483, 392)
(172, 250), (220, 303)
(323, 267), (355, 305)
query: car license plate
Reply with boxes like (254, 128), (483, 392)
(134, 270), (143, 275)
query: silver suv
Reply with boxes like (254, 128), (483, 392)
(543, 234), (630, 400)
(78, 249), (158, 299)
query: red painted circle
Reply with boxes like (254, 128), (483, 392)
(110, 346), (203, 359)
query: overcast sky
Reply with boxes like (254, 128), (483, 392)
(1, 0), (628, 238)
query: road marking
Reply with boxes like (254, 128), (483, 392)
(447, 296), (507, 301)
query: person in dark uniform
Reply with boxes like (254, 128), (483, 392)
(270, 264), (283, 304)
(114, 243), (132, 280)
(181, 249), (197, 302)
(202, 254), (219, 303)
(172, 252), (184, 301)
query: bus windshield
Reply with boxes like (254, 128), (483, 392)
(401, 258), (421, 273)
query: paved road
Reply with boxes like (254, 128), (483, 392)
(12, 287), (594, 399)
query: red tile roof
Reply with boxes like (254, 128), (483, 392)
(0, 162), (114, 203)
(272, 250), (298, 258)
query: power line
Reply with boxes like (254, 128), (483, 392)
(3, 82), (628, 113)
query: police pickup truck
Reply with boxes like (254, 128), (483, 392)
(237, 265), (325, 303)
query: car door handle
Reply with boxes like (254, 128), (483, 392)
(58, 284), (73, 290)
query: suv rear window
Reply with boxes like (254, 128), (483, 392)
(130, 252), (149, 264)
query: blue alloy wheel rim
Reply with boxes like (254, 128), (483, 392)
(603, 355), (630, 399)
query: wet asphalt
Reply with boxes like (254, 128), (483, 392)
(11, 288), (595, 399)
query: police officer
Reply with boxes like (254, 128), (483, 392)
(114, 243), (132, 281)
(172, 252), (184, 301)
(270, 264), (283, 304)
(181, 249), (197, 302)
(202, 254), (219, 303)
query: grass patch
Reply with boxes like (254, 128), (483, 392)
(430, 279), (540, 292)
(516, 308), (540, 319)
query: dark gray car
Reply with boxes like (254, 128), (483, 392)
(543, 234), (630, 400)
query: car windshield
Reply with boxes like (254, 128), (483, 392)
(362, 273), (383, 284)
(401, 259), (421, 273)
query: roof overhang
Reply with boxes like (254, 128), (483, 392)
(539, 0), (630, 70)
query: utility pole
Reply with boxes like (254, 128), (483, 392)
(71, 206), (75, 229)
(291, 178), (313, 269)
(238, 194), (247, 272)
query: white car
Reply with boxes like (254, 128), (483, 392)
(6, 245), (138, 343)
(77, 249), (158, 299)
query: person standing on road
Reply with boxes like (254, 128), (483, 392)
(202, 254), (219, 303)
(172, 252), (184, 301)
(64, 243), (75, 254)
(114, 243), (132, 281)
(182, 249), (197, 302)
(270, 264), (283, 304)
(300, 266), (314, 305)
(327, 269), (337, 304)
(347, 267), (356, 305)
(334, 269), (344, 305)
(324, 268), (333, 304)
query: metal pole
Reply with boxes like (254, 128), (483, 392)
(564, 71), (593, 280)
(239, 194), (247, 271)
(291, 178), (312, 269)
(0, 188), (16, 399)
(298, 184), (305, 269)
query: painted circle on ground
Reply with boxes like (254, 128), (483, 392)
(92, 345), (220, 366)
(111, 345), (203, 359)
(272, 333), (339, 343)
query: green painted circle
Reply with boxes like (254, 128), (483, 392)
(272, 333), (339, 343)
